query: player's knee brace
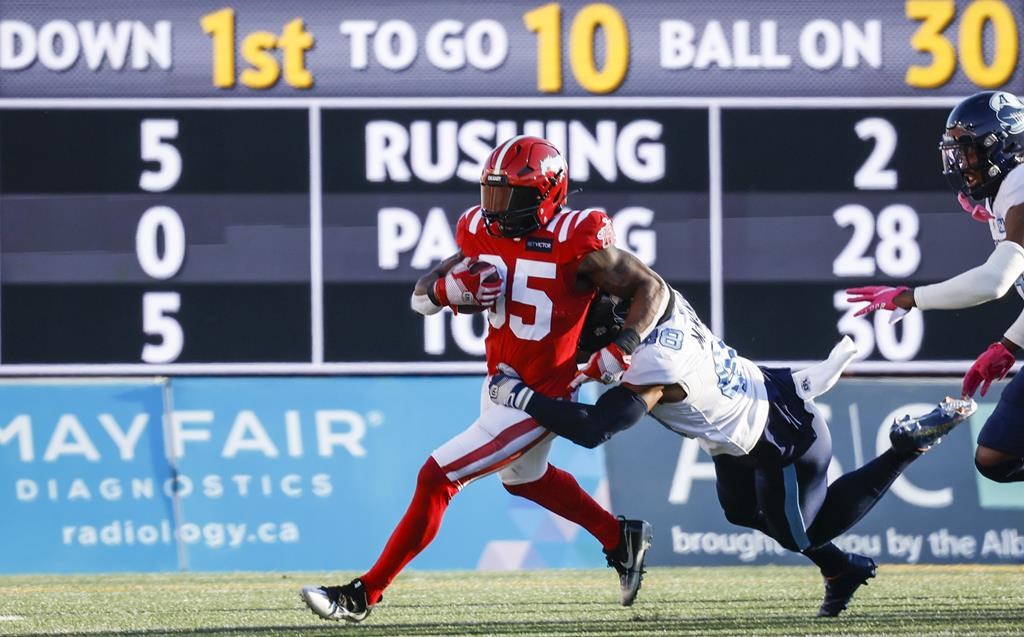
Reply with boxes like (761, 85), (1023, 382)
(975, 456), (1024, 483)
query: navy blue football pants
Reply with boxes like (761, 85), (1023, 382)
(975, 370), (1024, 483)
(712, 370), (919, 553)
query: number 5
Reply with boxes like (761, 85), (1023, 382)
(140, 119), (181, 192)
(480, 255), (556, 341)
(142, 292), (183, 363)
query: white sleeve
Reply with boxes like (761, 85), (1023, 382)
(1004, 308), (1024, 349)
(914, 241), (1024, 310)
(410, 291), (443, 315)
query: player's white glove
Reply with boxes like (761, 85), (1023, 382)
(433, 257), (502, 308)
(488, 363), (535, 411)
(570, 343), (632, 388)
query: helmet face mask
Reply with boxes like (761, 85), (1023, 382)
(479, 136), (568, 238)
(940, 131), (993, 197)
(940, 91), (1024, 200)
(480, 182), (544, 238)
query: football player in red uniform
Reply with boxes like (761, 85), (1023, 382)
(301, 136), (670, 622)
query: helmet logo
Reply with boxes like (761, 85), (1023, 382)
(989, 92), (1024, 134)
(597, 217), (615, 248)
(539, 153), (565, 178)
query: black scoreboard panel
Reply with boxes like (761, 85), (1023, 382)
(1, 100), (1014, 372)
(0, 109), (312, 364)
(319, 107), (711, 362)
(721, 106), (1020, 362)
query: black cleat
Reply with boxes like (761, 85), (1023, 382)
(299, 578), (376, 623)
(817, 554), (877, 617)
(603, 517), (653, 606)
(890, 397), (976, 453)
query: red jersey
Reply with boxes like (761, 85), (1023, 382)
(456, 205), (616, 398)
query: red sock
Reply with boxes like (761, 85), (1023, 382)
(360, 457), (458, 604)
(503, 464), (621, 550)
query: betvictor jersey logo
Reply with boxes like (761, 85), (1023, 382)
(526, 237), (553, 253)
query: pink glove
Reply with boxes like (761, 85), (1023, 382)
(845, 285), (910, 318)
(962, 342), (1015, 397)
(958, 192), (995, 223)
(570, 343), (631, 388)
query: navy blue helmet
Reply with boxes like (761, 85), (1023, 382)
(940, 91), (1024, 200)
(578, 292), (630, 353)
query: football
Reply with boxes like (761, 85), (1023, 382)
(458, 260), (501, 315)
(469, 260), (501, 285)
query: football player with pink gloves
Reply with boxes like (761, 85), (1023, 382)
(847, 91), (1024, 487)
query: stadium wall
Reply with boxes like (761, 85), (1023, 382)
(0, 376), (1020, 573)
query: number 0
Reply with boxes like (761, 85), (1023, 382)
(136, 206), (186, 280)
(569, 3), (629, 94)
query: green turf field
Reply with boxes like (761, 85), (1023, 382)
(0, 565), (1020, 636)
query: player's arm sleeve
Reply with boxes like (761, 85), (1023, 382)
(523, 386), (650, 449)
(913, 240), (1024, 310)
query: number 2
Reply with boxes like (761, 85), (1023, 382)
(854, 118), (897, 190)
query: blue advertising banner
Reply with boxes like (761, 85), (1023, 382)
(5, 375), (1017, 572)
(605, 378), (1024, 566)
(0, 379), (177, 573)
(0, 376), (608, 573)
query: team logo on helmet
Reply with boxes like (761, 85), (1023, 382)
(989, 92), (1024, 134)
(539, 153), (566, 179)
(597, 217), (615, 248)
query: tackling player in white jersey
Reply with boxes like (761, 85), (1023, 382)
(489, 288), (974, 617)
(848, 90), (1024, 486)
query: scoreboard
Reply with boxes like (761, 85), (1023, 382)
(1, 107), (314, 367)
(720, 105), (1021, 366)
(1, 0), (1022, 375)
(2, 99), (1019, 374)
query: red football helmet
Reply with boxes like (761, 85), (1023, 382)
(480, 136), (569, 238)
